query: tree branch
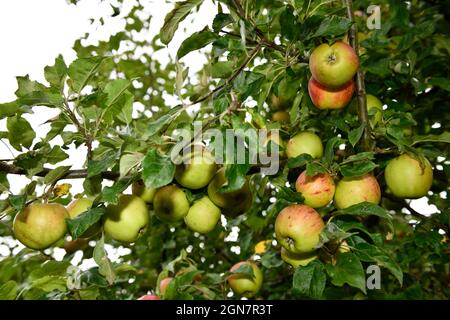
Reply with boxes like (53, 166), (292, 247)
(344, 0), (373, 151)
(0, 161), (120, 180)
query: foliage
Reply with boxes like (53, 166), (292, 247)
(0, 0), (449, 300)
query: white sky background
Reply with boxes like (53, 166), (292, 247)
(0, 1), (439, 225)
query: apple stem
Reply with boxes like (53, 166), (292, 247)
(344, 0), (373, 151)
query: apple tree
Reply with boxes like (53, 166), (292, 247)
(0, 0), (449, 300)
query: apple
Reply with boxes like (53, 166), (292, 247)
(309, 41), (359, 88)
(272, 111), (290, 123)
(275, 204), (325, 254)
(295, 171), (335, 208)
(138, 294), (160, 300)
(286, 132), (323, 159)
(159, 277), (173, 296)
(153, 185), (190, 222)
(222, 192), (253, 218)
(308, 77), (355, 110)
(64, 238), (89, 254)
(281, 247), (318, 268)
(207, 169), (253, 212)
(366, 94), (383, 126)
(334, 174), (381, 209)
(67, 197), (100, 238)
(384, 154), (433, 198)
(184, 196), (221, 234)
(104, 195), (149, 243)
(174, 149), (217, 190)
(228, 261), (263, 297)
(132, 180), (156, 203)
(13, 203), (69, 250)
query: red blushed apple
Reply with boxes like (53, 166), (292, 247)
(138, 294), (160, 300)
(159, 277), (173, 295)
(309, 41), (359, 88)
(296, 171), (335, 208)
(275, 204), (325, 254)
(308, 77), (355, 110)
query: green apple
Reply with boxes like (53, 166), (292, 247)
(295, 171), (335, 208)
(366, 94), (383, 126)
(334, 174), (381, 209)
(13, 203), (69, 250)
(185, 196), (221, 234)
(308, 77), (355, 110)
(281, 247), (318, 268)
(272, 111), (290, 123)
(228, 261), (263, 298)
(385, 154), (433, 198)
(174, 149), (217, 190)
(132, 180), (157, 203)
(275, 204), (325, 254)
(286, 132), (323, 159)
(67, 197), (100, 238)
(207, 169), (253, 213)
(104, 195), (149, 243)
(153, 185), (190, 222)
(159, 277), (173, 296)
(270, 94), (290, 111)
(309, 41), (359, 88)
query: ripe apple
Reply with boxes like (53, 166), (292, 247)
(174, 149), (217, 190)
(272, 111), (290, 123)
(138, 294), (160, 300)
(309, 41), (359, 88)
(13, 203), (69, 250)
(385, 154), (433, 198)
(159, 277), (173, 295)
(228, 261), (263, 298)
(334, 174), (381, 209)
(104, 195), (149, 243)
(67, 197), (100, 238)
(281, 247), (318, 268)
(184, 196), (221, 234)
(207, 169), (253, 212)
(286, 132), (323, 159)
(132, 180), (156, 203)
(275, 204), (325, 254)
(295, 171), (335, 208)
(153, 185), (190, 222)
(308, 77), (355, 110)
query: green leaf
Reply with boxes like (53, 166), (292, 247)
(29, 276), (67, 292)
(428, 77), (450, 92)
(318, 222), (355, 248)
(68, 56), (106, 93)
(0, 102), (20, 120)
(7, 115), (36, 151)
(104, 79), (132, 107)
(119, 153), (144, 179)
(348, 236), (403, 286)
(221, 164), (250, 192)
(348, 124), (365, 147)
(212, 13), (233, 32)
(44, 55), (68, 89)
(326, 253), (366, 293)
(142, 148), (175, 189)
(9, 194), (27, 211)
(412, 132), (450, 145)
(0, 281), (17, 300)
(177, 29), (218, 59)
(101, 179), (132, 204)
(93, 235), (116, 285)
(306, 162), (327, 176)
(336, 202), (393, 231)
(160, 0), (204, 45)
(147, 106), (182, 137)
(211, 61), (234, 78)
(339, 161), (378, 178)
(312, 16), (353, 38)
(87, 150), (118, 178)
(324, 137), (342, 167)
(43, 166), (71, 185)
(66, 207), (105, 240)
(292, 260), (326, 299)
(287, 153), (313, 168)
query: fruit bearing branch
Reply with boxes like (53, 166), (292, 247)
(344, 0), (373, 151)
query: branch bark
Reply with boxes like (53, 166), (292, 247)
(344, 0), (373, 151)
(0, 161), (119, 180)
